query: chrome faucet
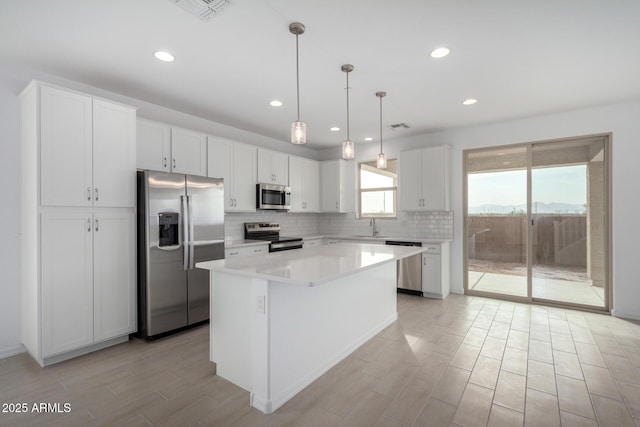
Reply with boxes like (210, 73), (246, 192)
(369, 217), (378, 236)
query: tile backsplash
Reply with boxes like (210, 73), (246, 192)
(225, 210), (453, 240)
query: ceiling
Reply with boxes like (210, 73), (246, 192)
(2, 0), (640, 151)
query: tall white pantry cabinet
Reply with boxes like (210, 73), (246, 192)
(20, 81), (137, 366)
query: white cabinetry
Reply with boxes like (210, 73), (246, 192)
(258, 148), (288, 186)
(399, 145), (450, 211)
(208, 136), (257, 212)
(321, 159), (352, 212)
(136, 119), (207, 176)
(422, 242), (450, 299)
(225, 244), (269, 258)
(289, 156), (320, 212)
(20, 81), (136, 366)
(40, 85), (135, 208)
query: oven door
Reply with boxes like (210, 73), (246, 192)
(257, 184), (291, 210)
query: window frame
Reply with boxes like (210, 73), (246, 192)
(357, 160), (398, 219)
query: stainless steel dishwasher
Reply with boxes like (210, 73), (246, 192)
(385, 240), (422, 295)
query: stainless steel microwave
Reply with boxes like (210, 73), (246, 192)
(256, 183), (291, 210)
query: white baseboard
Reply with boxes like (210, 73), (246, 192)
(611, 309), (640, 321)
(0, 344), (26, 360)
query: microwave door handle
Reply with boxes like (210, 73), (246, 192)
(187, 195), (195, 270)
(181, 195), (189, 271)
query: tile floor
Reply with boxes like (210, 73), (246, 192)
(1, 293), (639, 426)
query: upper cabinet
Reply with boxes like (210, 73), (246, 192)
(399, 145), (450, 211)
(289, 156), (320, 212)
(321, 159), (353, 213)
(39, 85), (135, 208)
(136, 119), (207, 176)
(208, 136), (257, 212)
(257, 148), (289, 186)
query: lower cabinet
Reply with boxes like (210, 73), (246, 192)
(31, 208), (135, 365)
(225, 244), (269, 258)
(422, 242), (450, 299)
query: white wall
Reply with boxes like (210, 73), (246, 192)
(320, 101), (640, 320)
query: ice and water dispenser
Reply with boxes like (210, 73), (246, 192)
(158, 212), (179, 247)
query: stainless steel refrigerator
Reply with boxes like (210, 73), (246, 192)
(137, 170), (224, 339)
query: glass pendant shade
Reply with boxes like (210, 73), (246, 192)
(291, 120), (307, 144)
(377, 152), (387, 169)
(342, 139), (355, 159)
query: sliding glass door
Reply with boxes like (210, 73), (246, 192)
(464, 136), (609, 311)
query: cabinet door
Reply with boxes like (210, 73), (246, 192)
(321, 161), (340, 212)
(421, 146), (449, 210)
(40, 86), (93, 207)
(422, 253), (442, 296)
(257, 149), (273, 184)
(93, 210), (136, 341)
(41, 211), (94, 356)
(288, 156), (305, 212)
(399, 149), (423, 211)
(93, 100), (136, 208)
(303, 159), (320, 212)
(271, 151), (289, 185)
(207, 136), (233, 211)
(232, 143), (257, 211)
(171, 128), (207, 176)
(137, 119), (170, 172)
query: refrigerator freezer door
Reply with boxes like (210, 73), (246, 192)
(186, 174), (224, 324)
(145, 171), (189, 336)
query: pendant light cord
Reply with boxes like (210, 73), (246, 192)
(346, 71), (350, 140)
(379, 95), (383, 152)
(295, 33), (300, 122)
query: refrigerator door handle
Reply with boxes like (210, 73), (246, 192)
(187, 195), (195, 270)
(181, 195), (189, 270)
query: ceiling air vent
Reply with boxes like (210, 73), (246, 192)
(389, 123), (410, 129)
(171, 0), (231, 21)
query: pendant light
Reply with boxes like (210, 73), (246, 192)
(376, 91), (387, 169)
(341, 64), (355, 159)
(289, 22), (306, 144)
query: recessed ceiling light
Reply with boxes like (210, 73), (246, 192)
(463, 98), (478, 105)
(430, 47), (450, 59)
(154, 51), (175, 62)
(269, 100), (283, 107)
(364, 137), (373, 141)
(330, 127), (340, 132)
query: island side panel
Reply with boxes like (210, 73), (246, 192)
(210, 271), (254, 391)
(265, 261), (397, 412)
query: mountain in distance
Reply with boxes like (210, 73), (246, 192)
(468, 202), (586, 215)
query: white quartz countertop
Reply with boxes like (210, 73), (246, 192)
(225, 238), (270, 249)
(197, 243), (426, 286)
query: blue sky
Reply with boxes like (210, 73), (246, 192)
(468, 165), (587, 208)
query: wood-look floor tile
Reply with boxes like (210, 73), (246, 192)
(551, 332), (576, 354)
(593, 333), (626, 356)
(501, 347), (528, 376)
(452, 383), (494, 427)
(414, 398), (457, 427)
(463, 326), (489, 347)
(591, 394), (636, 426)
(570, 325), (596, 345)
(450, 343), (481, 371)
(529, 323), (551, 342)
(507, 330), (529, 351)
(431, 366), (471, 406)
(487, 404), (524, 427)
(560, 410), (599, 427)
(528, 339), (553, 364)
(487, 321), (510, 340)
(527, 360), (556, 395)
(338, 390), (392, 427)
(433, 333), (465, 356)
(510, 316), (531, 333)
(493, 370), (526, 413)
(469, 356), (502, 390)
(556, 375), (595, 419)
(603, 353), (640, 384)
(524, 388), (560, 427)
(618, 380), (640, 418)
(553, 350), (583, 380)
(574, 342), (606, 368)
(383, 376), (437, 425)
(581, 363), (622, 400)
(480, 336), (507, 360)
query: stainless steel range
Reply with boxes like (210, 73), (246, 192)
(244, 222), (303, 252)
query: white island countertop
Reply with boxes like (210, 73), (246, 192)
(196, 242), (426, 286)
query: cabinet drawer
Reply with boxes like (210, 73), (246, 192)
(225, 245), (268, 258)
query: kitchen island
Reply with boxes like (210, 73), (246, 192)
(196, 242), (426, 414)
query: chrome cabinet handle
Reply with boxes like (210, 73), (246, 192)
(87, 218), (91, 232)
(163, 156), (167, 168)
(87, 187), (91, 201)
(95, 218), (99, 232)
(95, 187), (99, 202)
